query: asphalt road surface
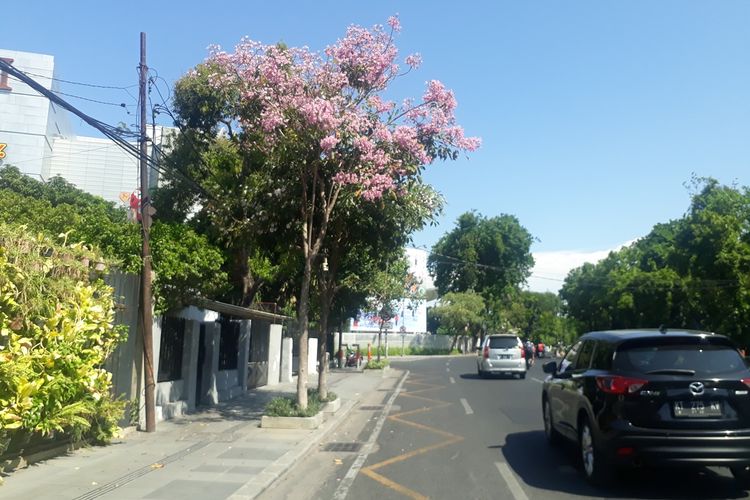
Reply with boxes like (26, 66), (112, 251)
(261, 355), (750, 500)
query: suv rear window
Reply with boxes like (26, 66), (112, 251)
(488, 337), (518, 349)
(613, 337), (745, 377)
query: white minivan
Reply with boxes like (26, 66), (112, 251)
(477, 334), (527, 379)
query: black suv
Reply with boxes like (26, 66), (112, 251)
(541, 329), (750, 486)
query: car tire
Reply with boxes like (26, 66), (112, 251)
(519, 372), (526, 379)
(730, 466), (750, 488)
(578, 415), (612, 486)
(542, 397), (562, 446)
(477, 365), (486, 378)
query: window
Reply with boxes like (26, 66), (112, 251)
(488, 336), (519, 349)
(591, 340), (614, 370)
(573, 340), (595, 371)
(158, 317), (185, 382)
(219, 319), (240, 370)
(559, 340), (582, 375)
(613, 338), (745, 376)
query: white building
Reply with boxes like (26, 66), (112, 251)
(0, 48), (171, 204)
(350, 247), (434, 334)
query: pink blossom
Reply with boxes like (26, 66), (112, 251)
(387, 15), (401, 33)
(320, 135), (339, 153)
(423, 80), (456, 113)
(198, 16), (479, 202)
(405, 53), (422, 69)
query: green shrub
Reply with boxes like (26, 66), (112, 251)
(264, 388), (327, 417)
(365, 359), (390, 369)
(0, 224), (125, 450)
(372, 346), (457, 356)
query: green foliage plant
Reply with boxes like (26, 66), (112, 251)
(0, 224), (125, 452)
(365, 359), (390, 369)
(264, 388), (326, 417)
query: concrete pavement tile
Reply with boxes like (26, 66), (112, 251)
(143, 479), (244, 499)
(228, 465), (267, 475)
(218, 447), (286, 460)
(191, 464), (232, 473)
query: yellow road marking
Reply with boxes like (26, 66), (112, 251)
(361, 468), (428, 500)
(359, 377), (465, 498)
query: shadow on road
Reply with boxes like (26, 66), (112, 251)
(498, 430), (749, 499)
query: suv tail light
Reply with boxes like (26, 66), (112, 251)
(741, 378), (750, 388)
(520, 346), (525, 359)
(483, 345), (489, 359)
(596, 375), (648, 395)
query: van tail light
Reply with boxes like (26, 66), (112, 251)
(596, 375), (648, 395)
(483, 345), (489, 359)
(741, 378), (750, 388)
(520, 347), (525, 359)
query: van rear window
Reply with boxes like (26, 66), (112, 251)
(489, 337), (518, 349)
(613, 338), (745, 377)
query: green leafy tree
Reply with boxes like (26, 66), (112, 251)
(165, 18), (478, 409)
(0, 166), (227, 314)
(560, 178), (750, 344)
(362, 254), (422, 362)
(428, 211), (535, 303)
(430, 291), (485, 350)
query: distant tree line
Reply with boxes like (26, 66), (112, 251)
(561, 178), (750, 346)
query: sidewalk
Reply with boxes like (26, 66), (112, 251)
(0, 368), (402, 500)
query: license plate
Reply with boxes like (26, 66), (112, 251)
(498, 355), (511, 360)
(673, 400), (722, 418)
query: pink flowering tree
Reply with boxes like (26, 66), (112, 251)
(185, 16), (479, 408)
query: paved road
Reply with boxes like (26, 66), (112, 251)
(262, 356), (750, 500)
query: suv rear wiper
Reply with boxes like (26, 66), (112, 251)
(644, 369), (696, 375)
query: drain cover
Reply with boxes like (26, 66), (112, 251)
(322, 442), (363, 452)
(359, 405), (384, 411)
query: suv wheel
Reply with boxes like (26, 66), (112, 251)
(543, 397), (561, 445)
(579, 416), (612, 486)
(731, 466), (750, 488)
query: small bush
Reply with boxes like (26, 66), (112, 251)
(365, 359), (390, 369)
(264, 388), (326, 417)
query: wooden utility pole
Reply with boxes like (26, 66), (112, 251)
(139, 32), (156, 432)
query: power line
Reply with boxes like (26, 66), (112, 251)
(20, 70), (138, 90)
(8, 75), (134, 108)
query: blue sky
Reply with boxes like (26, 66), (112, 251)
(5, 1), (750, 291)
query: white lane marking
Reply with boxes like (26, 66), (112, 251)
(460, 398), (474, 415)
(445, 361), (450, 365)
(446, 367), (451, 372)
(449, 376), (456, 384)
(495, 462), (530, 500)
(531, 377), (545, 384)
(332, 370), (410, 500)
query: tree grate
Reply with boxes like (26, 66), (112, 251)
(359, 405), (384, 411)
(322, 442), (363, 452)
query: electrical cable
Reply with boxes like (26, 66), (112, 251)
(20, 70), (138, 90)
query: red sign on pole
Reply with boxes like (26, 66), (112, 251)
(0, 58), (13, 91)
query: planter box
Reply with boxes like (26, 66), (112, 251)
(322, 398), (341, 414)
(261, 411), (323, 430)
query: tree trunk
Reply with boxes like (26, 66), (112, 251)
(230, 245), (260, 306)
(296, 255), (312, 410)
(450, 334), (458, 351)
(317, 293), (331, 401)
(377, 325), (383, 362)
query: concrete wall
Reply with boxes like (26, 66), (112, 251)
(341, 332), (454, 351)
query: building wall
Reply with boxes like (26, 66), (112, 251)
(1, 48), (175, 205)
(0, 49), (61, 179)
(350, 247), (432, 334)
